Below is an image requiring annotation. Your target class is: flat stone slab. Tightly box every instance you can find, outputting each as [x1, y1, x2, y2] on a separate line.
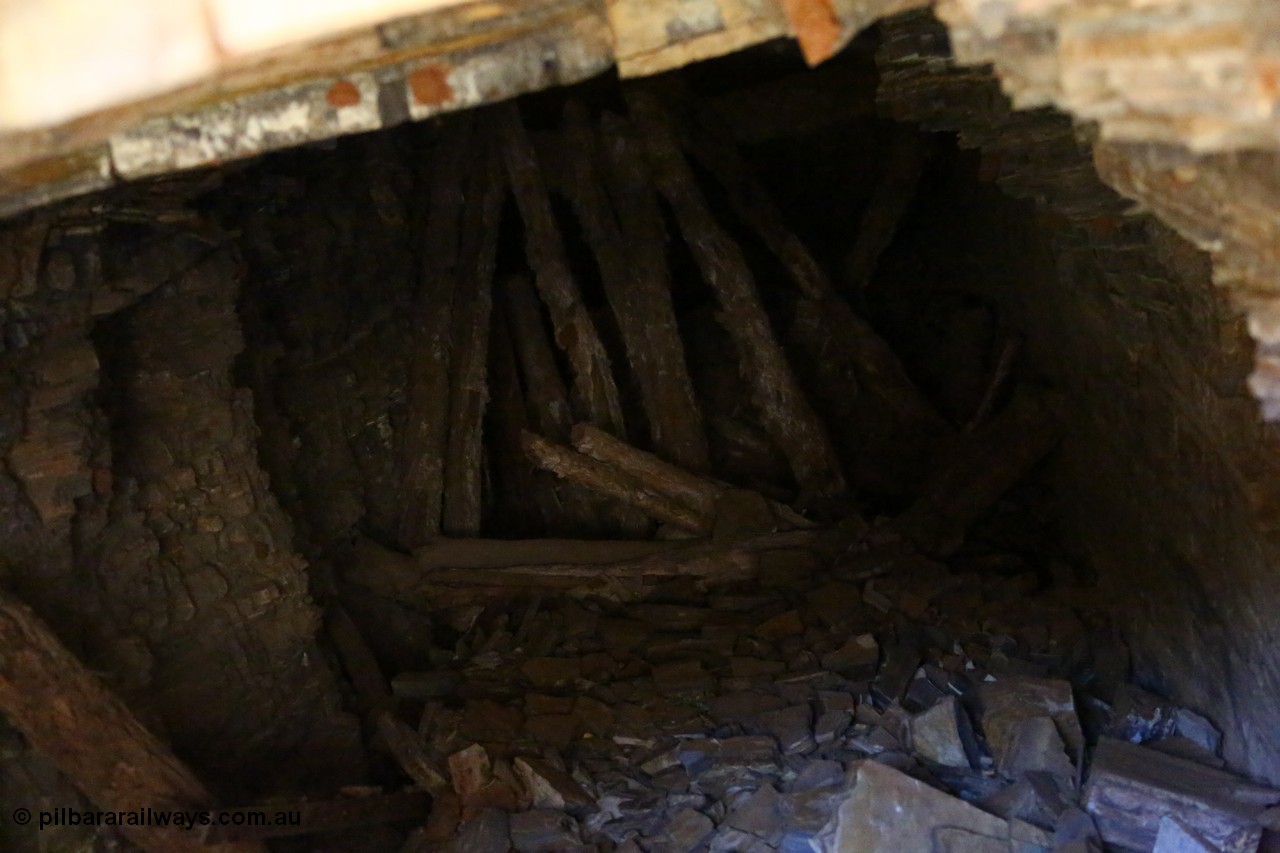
[976, 677, 1083, 770]
[910, 696, 970, 768]
[1083, 738, 1277, 852]
[833, 760, 1011, 852]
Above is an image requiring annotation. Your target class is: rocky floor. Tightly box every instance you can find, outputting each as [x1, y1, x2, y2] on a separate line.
[344, 533, 1277, 853]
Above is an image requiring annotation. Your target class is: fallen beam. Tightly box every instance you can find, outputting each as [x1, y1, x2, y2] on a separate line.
[486, 298, 555, 535]
[571, 422, 721, 519]
[893, 388, 1064, 556]
[788, 294, 955, 500]
[393, 535, 675, 571]
[624, 85, 846, 500]
[550, 103, 710, 474]
[843, 123, 932, 289]
[376, 712, 449, 795]
[523, 430, 708, 533]
[396, 115, 473, 548]
[0, 589, 263, 853]
[502, 273, 574, 441]
[670, 82, 831, 304]
[599, 112, 712, 473]
[966, 333, 1022, 431]
[666, 84, 950, 459]
[324, 604, 394, 723]
[345, 531, 824, 608]
[571, 422, 814, 531]
[442, 125, 504, 537]
[497, 102, 626, 438]
[500, 273, 603, 534]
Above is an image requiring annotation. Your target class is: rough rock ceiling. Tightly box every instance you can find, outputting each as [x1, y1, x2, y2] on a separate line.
[1, 0, 1274, 214]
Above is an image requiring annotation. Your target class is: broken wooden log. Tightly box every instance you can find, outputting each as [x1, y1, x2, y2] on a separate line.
[571, 422, 722, 519]
[523, 430, 708, 534]
[658, 82, 952, 467]
[623, 85, 845, 501]
[788, 294, 955, 501]
[485, 300, 551, 535]
[502, 273, 573, 441]
[620, 82, 951, 501]
[201, 790, 431, 844]
[375, 712, 449, 795]
[501, 266, 650, 538]
[501, 273, 603, 534]
[549, 105, 710, 474]
[442, 129, 504, 537]
[705, 412, 795, 499]
[396, 115, 473, 549]
[893, 387, 1064, 556]
[666, 84, 829, 304]
[347, 534, 682, 605]
[0, 589, 264, 853]
[571, 423, 814, 531]
[599, 112, 711, 473]
[344, 531, 824, 608]
[395, 537, 817, 590]
[496, 102, 626, 438]
[641, 83, 950, 492]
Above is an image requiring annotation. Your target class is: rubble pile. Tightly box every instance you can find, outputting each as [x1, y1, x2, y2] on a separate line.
[336, 535, 1280, 853]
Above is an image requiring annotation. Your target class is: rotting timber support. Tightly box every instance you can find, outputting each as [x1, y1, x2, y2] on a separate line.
[0, 589, 265, 853]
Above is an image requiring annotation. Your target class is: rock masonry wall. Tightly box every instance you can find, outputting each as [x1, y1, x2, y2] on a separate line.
[876, 10, 1280, 785]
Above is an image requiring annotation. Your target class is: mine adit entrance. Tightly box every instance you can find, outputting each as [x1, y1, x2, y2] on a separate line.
[3, 15, 1280, 853]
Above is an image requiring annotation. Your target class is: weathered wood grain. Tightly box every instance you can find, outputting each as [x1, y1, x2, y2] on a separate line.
[442, 121, 505, 537]
[624, 85, 846, 500]
[501, 273, 603, 533]
[548, 102, 709, 473]
[0, 590, 263, 853]
[345, 530, 824, 607]
[396, 114, 472, 548]
[497, 102, 626, 438]
[523, 430, 708, 533]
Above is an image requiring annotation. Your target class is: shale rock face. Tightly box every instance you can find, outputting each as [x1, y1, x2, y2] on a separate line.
[875, 13, 1280, 785]
[0, 208, 368, 849]
[90, 241, 365, 795]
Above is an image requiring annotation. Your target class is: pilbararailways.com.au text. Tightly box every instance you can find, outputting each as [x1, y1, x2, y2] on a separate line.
[11, 806, 302, 832]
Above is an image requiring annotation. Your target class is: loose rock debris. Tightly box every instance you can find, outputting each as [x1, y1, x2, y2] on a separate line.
[340, 535, 1280, 853]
